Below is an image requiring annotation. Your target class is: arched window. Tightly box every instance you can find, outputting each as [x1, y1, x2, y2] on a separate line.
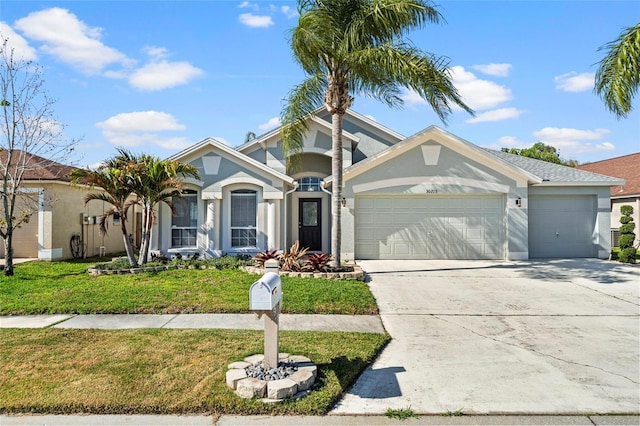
[231, 190, 257, 247]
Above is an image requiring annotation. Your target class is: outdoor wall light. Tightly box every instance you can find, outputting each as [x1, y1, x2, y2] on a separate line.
[515, 197, 522, 207]
[341, 197, 347, 207]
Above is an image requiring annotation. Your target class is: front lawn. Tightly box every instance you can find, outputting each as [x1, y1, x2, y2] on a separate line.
[0, 258, 378, 315]
[0, 328, 389, 415]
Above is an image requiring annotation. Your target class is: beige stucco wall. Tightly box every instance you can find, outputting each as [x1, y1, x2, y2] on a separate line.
[49, 183, 127, 259]
[2, 182, 129, 260]
[611, 197, 640, 229]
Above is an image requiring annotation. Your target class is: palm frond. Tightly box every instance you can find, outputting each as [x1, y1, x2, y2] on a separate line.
[349, 0, 443, 49]
[280, 75, 326, 171]
[594, 23, 640, 118]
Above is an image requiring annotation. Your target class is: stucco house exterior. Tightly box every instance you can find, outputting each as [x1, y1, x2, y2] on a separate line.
[577, 152, 640, 247]
[151, 109, 623, 261]
[0, 151, 127, 260]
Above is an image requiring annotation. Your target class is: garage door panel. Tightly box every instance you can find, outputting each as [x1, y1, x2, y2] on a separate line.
[355, 195, 505, 260]
[529, 195, 596, 258]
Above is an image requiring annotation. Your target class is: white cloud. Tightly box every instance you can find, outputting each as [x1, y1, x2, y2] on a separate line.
[472, 63, 512, 77]
[143, 46, 169, 61]
[450, 66, 512, 110]
[96, 111, 192, 150]
[554, 72, 594, 92]
[495, 135, 531, 150]
[13, 7, 131, 74]
[466, 107, 524, 123]
[532, 127, 615, 155]
[258, 117, 280, 131]
[405, 66, 513, 112]
[281, 6, 299, 19]
[97, 111, 186, 132]
[238, 2, 259, 11]
[239, 13, 274, 28]
[0, 22, 38, 61]
[129, 60, 204, 91]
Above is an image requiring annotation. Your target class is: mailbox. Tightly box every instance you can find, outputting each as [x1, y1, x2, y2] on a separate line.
[249, 272, 282, 311]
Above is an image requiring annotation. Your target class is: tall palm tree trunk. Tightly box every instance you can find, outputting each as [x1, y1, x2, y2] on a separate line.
[120, 219, 137, 265]
[138, 206, 153, 266]
[331, 112, 344, 267]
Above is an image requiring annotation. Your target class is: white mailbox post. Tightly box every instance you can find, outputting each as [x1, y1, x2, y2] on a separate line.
[249, 272, 282, 370]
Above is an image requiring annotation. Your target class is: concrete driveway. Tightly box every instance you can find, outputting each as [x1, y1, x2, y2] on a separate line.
[331, 259, 639, 415]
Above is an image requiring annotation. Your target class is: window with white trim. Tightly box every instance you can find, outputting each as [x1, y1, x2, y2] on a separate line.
[231, 190, 257, 247]
[297, 176, 322, 192]
[171, 190, 198, 247]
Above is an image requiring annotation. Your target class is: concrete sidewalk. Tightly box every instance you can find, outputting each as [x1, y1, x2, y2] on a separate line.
[0, 313, 386, 334]
[2, 414, 639, 425]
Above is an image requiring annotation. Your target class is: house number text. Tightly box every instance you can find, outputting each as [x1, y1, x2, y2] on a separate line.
[426, 189, 438, 194]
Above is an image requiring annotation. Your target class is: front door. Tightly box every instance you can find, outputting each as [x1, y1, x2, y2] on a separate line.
[299, 198, 322, 251]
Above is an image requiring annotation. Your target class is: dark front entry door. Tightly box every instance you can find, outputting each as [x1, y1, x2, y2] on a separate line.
[299, 198, 322, 251]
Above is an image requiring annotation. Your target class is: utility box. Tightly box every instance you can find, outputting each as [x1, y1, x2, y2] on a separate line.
[249, 272, 282, 311]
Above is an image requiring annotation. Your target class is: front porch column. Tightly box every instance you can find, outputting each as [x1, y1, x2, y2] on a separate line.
[267, 200, 276, 250]
[213, 199, 221, 254]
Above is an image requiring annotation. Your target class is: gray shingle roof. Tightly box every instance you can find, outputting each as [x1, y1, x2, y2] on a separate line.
[480, 147, 624, 184]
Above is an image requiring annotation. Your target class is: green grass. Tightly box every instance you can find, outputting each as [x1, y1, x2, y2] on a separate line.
[0, 258, 378, 315]
[385, 406, 419, 420]
[0, 328, 389, 415]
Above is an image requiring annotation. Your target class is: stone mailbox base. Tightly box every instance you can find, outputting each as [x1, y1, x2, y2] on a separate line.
[226, 353, 317, 402]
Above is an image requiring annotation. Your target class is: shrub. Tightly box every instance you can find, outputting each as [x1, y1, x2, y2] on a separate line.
[279, 240, 309, 272]
[617, 205, 636, 264]
[253, 249, 279, 268]
[304, 253, 333, 272]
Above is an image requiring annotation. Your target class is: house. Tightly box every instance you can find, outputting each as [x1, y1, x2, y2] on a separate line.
[0, 150, 127, 260]
[577, 152, 640, 246]
[151, 109, 623, 260]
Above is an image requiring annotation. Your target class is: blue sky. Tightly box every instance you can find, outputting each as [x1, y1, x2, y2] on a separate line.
[1, 0, 638, 169]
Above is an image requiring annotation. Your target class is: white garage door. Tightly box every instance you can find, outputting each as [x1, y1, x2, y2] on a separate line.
[355, 195, 505, 260]
[528, 195, 597, 258]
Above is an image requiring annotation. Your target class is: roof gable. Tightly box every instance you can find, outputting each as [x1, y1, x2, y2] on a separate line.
[340, 125, 540, 185]
[236, 108, 401, 155]
[169, 137, 294, 185]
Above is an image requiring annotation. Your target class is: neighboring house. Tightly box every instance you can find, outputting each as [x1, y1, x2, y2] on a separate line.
[151, 109, 623, 261]
[0, 151, 127, 260]
[577, 152, 640, 246]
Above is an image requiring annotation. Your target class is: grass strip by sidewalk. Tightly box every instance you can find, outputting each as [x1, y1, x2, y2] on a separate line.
[0, 328, 389, 415]
[0, 260, 377, 315]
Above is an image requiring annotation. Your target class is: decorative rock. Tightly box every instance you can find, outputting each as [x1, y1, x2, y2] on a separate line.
[289, 369, 315, 391]
[227, 361, 251, 370]
[227, 354, 317, 402]
[288, 355, 311, 363]
[267, 378, 297, 400]
[236, 377, 266, 399]
[298, 364, 318, 379]
[226, 369, 247, 389]
[244, 354, 264, 364]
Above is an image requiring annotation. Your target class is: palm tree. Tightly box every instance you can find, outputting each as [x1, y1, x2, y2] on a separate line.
[280, 0, 473, 266]
[70, 162, 138, 266]
[594, 23, 640, 119]
[121, 152, 200, 265]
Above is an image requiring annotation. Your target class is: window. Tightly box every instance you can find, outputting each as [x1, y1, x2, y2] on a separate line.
[297, 176, 321, 192]
[231, 190, 257, 247]
[172, 190, 197, 247]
